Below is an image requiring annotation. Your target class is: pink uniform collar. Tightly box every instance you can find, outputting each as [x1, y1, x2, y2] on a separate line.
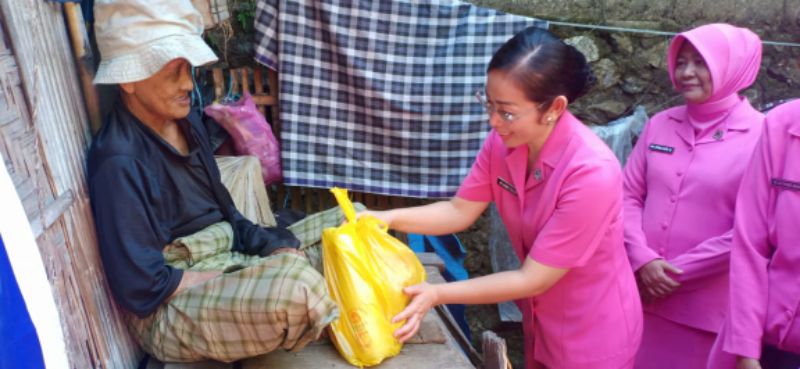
[503, 110, 577, 166]
[502, 111, 578, 195]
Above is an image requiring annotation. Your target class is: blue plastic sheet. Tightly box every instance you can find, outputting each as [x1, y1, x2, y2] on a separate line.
[0, 235, 46, 369]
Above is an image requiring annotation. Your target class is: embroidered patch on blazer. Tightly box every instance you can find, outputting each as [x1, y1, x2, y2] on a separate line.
[497, 177, 518, 196]
[772, 178, 800, 191]
[648, 144, 675, 154]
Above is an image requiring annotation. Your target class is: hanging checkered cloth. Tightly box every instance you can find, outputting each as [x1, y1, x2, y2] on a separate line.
[254, 0, 546, 198]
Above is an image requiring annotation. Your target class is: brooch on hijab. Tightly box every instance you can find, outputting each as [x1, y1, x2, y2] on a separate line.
[713, 130, 724, 141]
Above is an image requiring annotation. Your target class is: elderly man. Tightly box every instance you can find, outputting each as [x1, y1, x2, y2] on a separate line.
[87, 0, 339, 363]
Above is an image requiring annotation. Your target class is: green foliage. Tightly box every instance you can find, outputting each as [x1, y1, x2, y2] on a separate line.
[234, 0, 256, 32]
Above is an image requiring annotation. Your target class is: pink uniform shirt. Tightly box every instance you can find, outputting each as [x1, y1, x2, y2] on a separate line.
[719, 99, 800, 359]
[458, 111, 642, 369]
[623, 98, 764, 332]
[623, 23, 764, 333]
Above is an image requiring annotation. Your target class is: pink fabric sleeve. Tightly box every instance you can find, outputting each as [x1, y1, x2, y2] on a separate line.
[622, 122, 661, 271]
[529, 161, 621, 269]
[456, 133, 494, 203]
[669, 229, 732, 283]
[721, 128, 773, 359]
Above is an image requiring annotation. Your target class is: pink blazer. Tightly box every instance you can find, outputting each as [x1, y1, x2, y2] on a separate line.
[623, 97, 764, 332]
[458, 111, 642, 369]
[720, 99, 800, 359]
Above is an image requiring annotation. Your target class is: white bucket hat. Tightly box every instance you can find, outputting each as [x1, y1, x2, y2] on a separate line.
[93, 0, 219, 84]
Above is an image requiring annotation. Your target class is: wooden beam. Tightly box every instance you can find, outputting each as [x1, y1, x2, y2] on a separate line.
[240, 68, 250, 94]
[251, 95, 277, 106]
[436, 305, 482, 368]
[30, 189, 74, 238]
[63, 3, 102, 134]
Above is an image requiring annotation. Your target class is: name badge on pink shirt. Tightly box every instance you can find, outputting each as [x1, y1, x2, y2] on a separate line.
[497, 177, 518, 196]
[772, 178, 800, 191]
[648, 143, 675, 154]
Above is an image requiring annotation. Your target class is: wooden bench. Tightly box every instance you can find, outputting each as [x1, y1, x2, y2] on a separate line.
[145, 253, 481, 369]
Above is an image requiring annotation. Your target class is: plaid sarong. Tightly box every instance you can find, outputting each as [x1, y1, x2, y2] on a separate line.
[127, 206, 356, 363]
[254, 0, 546, 198]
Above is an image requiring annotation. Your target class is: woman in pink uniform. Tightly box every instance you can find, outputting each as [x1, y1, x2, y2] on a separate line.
[706, 100, 800, 369]
[622, 23, 764, 369]
[364, 26, 643, 369]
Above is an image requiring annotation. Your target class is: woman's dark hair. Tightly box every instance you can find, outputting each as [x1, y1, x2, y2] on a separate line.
[488, 27, 596, 107]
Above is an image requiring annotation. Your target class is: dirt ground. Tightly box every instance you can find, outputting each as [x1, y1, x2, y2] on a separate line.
[457, 211, 526, 369]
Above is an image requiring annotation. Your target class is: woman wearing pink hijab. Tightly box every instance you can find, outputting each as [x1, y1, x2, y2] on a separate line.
[706, 100, 800, 369]
[623, 23, 764, 368]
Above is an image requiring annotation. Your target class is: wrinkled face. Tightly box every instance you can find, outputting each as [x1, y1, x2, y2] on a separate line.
[121, 58, 194, 123]
[674, 42, 713, 104]
[483, 70, 549, 148]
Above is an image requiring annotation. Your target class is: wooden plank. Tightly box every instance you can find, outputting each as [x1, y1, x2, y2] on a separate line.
[276, 184, 286, 210]
[481, 331, 511, 369]
[316, 188, 329, 211]
[417, 253, 445, 272]
[352, 191, 364, 207]
[213, 69, 224, 100]
[251, 94, 277, 105]
[406, 310, 447, 345]
[252, 68, 267, 116]
[377, 194, 389, 210]
[240, 68, 250, 94]
[388, 196, 404, 208]
[364, 193, 377, 209]
[290, 186, 303, 211]
[303, 188, 317, 214]
[313, 188, 327, 213]
[29, 189, 74, 238]
[228, 70, 238, 96]
[266, 69, 280, 137]
[242, 338, 472, 369]
[435, 305, 481, 367]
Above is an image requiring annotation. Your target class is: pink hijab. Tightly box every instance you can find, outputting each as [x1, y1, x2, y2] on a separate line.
[666, 23, 762, 131]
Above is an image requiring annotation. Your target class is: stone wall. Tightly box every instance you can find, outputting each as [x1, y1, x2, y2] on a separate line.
[469, 0, 800, 124]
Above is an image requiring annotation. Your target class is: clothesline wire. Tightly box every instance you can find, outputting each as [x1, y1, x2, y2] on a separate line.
[547, 20, 800, 48]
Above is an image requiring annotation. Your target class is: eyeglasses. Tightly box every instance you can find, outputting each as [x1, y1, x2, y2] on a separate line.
[475, 89, 544, 123]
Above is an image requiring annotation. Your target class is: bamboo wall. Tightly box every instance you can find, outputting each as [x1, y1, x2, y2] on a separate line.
[0, 1, 139, 368]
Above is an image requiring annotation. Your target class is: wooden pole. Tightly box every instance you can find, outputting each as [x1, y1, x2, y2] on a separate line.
[63, 3, 102, 134]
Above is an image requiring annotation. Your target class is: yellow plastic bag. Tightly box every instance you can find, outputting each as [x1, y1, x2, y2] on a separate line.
[322, 188, 427, 367]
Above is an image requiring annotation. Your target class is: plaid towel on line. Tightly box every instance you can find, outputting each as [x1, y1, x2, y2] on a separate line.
[255, 0, 546, 198]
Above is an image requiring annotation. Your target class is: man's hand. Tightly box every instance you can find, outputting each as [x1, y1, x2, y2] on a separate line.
[636, 259, 683, 301]
[269, 247, 305, 257]
[736, 357, 761, 369]
[172, 270, 222, 298]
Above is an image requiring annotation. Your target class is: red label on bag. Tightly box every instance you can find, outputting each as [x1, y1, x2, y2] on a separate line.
[350, 309, 372, 348]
